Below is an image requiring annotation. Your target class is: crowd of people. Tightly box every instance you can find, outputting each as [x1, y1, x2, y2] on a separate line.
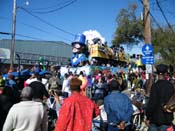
[0, 63, 175, 131]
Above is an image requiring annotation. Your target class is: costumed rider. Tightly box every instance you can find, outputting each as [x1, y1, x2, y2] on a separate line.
[71, 34, 88, 67]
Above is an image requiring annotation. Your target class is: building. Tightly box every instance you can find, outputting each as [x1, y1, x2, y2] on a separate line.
[0, 39, 72, 66]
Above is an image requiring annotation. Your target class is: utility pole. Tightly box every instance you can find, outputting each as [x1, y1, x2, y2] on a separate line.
[143, 0, 151, 43]
[143, 0, 152, 96]
[10, 0, 17, 70]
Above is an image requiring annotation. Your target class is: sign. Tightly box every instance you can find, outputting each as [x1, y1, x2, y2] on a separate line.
[0, 48, 10, 59]
[142, 56, 154, 65]
[142, 44, 154, 56]
[146, 64, 153, 73]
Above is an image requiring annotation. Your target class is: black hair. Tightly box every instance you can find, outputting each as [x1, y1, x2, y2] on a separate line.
[64, 73, 69, 79]
[108, 79, 119, 91]
[80, 71, 84, 75]
[101, 76, 106, 83]
[156, 64, 168, 75]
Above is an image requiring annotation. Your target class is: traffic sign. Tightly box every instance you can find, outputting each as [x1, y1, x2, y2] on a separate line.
[142, 44, 154, 56]
[142, 55, 154, 65]
[146, 64, 153, 73]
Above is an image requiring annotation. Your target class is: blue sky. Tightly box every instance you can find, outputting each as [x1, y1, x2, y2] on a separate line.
[0, 0, 174, 54]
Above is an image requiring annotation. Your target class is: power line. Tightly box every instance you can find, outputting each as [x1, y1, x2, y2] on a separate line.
[29, 0, 73, 10]
[0, 17, 72, 42]
[155, 0, 174, 32]
[138, 0, 164, 32]
[0, 31, 71, 45]
[150, 0, 175, 19]
[0, 32, 10, 35]
[150, 0, 167, 5]
[19, 7, 76, 36]
[0, 31, 43, 40]
[152, 9, 175, 19]
[149, 12, 164, 32]
[30, 0, 77, 14]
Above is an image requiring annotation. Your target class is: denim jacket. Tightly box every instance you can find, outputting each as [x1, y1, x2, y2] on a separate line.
[104, 91, 133, 124]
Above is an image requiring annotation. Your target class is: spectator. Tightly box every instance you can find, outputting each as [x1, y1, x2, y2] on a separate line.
[104, 79, 133, 131]
[78, 71, 88, 96]
[5, 73, 20, 103]
[86, 75, 93, 98]
[146, 64, 174, 131]
[3, 86, 48, 131]
[0, 74, 5, 92]
[94, 76, 108, 102]
[0, 86, 15, 130]
[29, 81, 49, 102]
[49, 71, 61, 91]
[24, 72, 39, 87]
[47, 89, 63, 131]
[62, 73, 70, 96]
[93, 99, 108, 131]
[25, 70, 49, 88]
[54, 76, 100, 131]
[5, 73, 16, 88]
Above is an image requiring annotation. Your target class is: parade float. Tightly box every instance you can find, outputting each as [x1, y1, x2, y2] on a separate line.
[61, 30, 130, 76]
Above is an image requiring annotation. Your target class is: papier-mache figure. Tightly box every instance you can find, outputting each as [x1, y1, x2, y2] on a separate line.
[71, 34, 88, 67]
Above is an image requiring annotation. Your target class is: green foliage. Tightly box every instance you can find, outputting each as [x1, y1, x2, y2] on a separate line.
[112, 3, 144, 46]
[112, 3, 175, 65]
[152, 27, 175, 64]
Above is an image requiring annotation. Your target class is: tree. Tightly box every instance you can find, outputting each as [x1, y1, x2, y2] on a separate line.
[112, 3, 175, 67]
[152, 26, 175, 66]
[112, 3, 144, 46]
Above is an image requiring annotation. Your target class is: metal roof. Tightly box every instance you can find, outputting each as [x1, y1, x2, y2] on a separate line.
[0, 39, 72, 58]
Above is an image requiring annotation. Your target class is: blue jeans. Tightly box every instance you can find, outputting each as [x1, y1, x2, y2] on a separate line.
[107, 124, 132, 131]
[149, 124, 170, 131]
[107, 125, 119, 131]
[86, 87, 92, 98]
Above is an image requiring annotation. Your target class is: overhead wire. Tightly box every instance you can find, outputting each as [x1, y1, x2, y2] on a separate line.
[149, 0, 175, 19]
[138, 0, 164, 32]
[0, 31, 71, 45]
[139, 0, 175, 45]
[152, 9, 175, 19]
[159, 0, 175, 19]
[29, 0, 74, 11]
[30, 0, 77, 14]
[138, 0, 175, 53]
[0, 31, 45, 40]
[0, 16, 72, 42]
[155, 0, 174, 32]
[19, 7, 75, 36]
[149, 0, 167, 5]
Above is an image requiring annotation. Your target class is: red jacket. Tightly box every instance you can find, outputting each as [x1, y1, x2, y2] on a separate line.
[55, 92, 100, 131]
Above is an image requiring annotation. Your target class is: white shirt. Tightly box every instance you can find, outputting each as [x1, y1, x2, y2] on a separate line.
[3, 101, 48, 131]
[62, 78, 71, 96]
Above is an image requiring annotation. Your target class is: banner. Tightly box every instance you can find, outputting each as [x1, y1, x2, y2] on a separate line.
[60, 66, 128, 77]
[0, 48, 10, 59]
